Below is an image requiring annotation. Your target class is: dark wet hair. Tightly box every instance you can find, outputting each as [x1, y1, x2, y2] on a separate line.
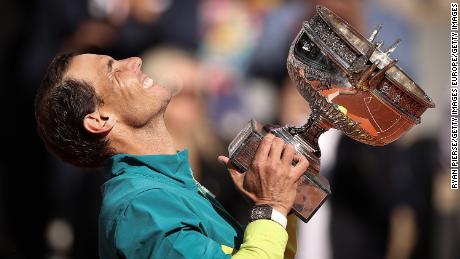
[34, 53, 113, 167]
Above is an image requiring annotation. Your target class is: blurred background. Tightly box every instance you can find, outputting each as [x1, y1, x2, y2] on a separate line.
[0, 0, 457, 258]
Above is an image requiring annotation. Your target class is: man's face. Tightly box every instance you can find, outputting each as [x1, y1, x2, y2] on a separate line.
[65, 54, 172, 128]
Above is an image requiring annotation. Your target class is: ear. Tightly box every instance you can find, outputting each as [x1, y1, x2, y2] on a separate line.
[83, 110, 116, 136]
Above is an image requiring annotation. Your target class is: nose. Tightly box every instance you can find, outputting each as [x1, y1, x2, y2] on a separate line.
[119, 57, 142, 71]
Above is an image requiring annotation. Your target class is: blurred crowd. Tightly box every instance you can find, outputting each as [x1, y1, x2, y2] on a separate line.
[0, 0, 457, 259]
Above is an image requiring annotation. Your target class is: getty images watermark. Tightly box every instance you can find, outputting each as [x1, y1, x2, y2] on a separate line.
[451, 2, 458, 189]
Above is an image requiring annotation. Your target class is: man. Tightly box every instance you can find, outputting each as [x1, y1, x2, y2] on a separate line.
[35, 53, 309, 258]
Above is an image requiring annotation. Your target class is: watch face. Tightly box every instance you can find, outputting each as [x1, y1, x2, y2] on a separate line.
[250, 205, 272, 221]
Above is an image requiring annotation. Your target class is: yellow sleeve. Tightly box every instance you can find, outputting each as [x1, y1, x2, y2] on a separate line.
[230, 220, 288, 259]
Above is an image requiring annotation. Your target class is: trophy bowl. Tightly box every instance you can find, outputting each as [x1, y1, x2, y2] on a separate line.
[229, 5, 435, 222]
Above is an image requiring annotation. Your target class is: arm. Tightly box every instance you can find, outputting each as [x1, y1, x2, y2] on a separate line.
[114, 189, 231, 259]
[113, 190, 288, 259]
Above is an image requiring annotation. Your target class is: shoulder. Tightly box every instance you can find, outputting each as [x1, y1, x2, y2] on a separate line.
[100, 173, 198, 220]
[100, 170, 200, 231]
[102, 168, 194, 207]
[101, 170, 205, 228]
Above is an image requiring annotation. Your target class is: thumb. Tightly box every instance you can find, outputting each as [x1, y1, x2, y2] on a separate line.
[217, 155, 230, 165]
[218, 155, 242, 174]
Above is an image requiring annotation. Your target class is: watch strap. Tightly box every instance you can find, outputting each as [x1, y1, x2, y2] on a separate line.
[271, 207, 288, 229]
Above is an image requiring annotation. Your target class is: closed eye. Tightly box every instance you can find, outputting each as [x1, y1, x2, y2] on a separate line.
[107, 59, 114, 74]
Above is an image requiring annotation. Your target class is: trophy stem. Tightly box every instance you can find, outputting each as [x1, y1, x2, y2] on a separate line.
[294, 113, 331, 157]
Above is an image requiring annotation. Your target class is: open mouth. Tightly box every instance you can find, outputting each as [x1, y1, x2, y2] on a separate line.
[140, 73, 154, 89]
[143, 76, 154, 89]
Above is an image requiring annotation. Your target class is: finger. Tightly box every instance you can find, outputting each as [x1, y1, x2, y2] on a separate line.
[218, 155, 229, 164]
[268, 137, 285, 160]
[218, 155, 241, 173]
[218, 155, 234, 170]
[291, 155, 309, 179]
[253, 133, 275, 162]
[281, 144, 296, 164]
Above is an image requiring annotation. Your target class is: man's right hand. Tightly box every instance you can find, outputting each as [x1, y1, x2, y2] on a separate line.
[218, 133, 309, 216]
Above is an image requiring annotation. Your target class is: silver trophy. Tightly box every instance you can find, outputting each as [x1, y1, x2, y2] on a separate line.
[228, 6, 435, 222]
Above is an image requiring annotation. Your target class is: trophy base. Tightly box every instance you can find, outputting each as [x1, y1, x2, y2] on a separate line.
[228, 120, 331, 223]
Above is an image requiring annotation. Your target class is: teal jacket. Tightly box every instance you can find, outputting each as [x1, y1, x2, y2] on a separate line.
[99, 150, 292, 259]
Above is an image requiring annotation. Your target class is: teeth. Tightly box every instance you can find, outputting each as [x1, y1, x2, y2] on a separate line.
[143, 77, 154, 88]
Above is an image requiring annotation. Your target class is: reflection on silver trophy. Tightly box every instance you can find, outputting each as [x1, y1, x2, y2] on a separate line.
[228, 6, 435, 223]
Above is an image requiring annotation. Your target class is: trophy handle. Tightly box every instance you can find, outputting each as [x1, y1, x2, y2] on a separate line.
[228, 117, 331, 223]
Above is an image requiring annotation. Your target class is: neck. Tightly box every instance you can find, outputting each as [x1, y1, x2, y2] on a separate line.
[109, 117, 177, 155]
